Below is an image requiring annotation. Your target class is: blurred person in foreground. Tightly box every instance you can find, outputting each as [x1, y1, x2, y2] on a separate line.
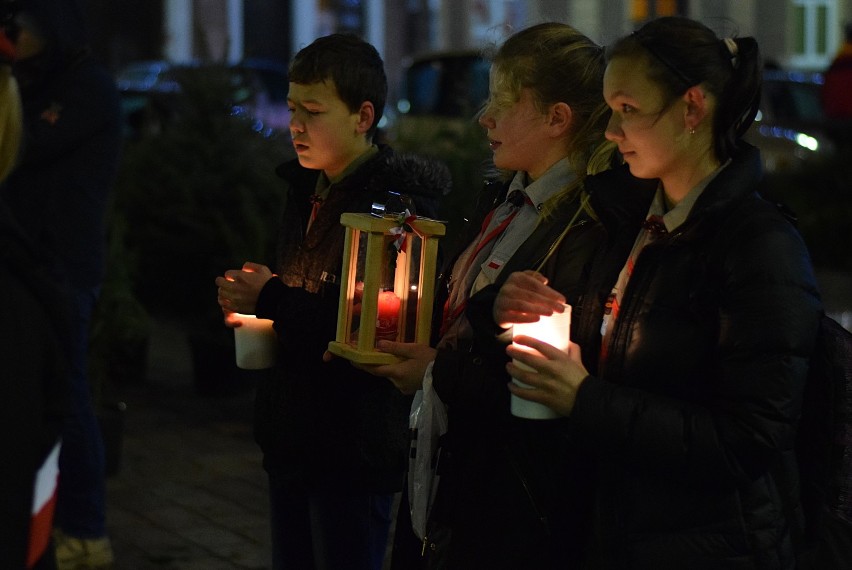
[1, 1, 122, 568]
[357, 22, 653, 569]
[215, 33, 448, 570]
[499, 16, 822, 569]
[0, 25, 70, 570]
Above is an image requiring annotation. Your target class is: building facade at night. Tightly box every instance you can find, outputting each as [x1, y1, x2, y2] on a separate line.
[87, 0, 852, 103]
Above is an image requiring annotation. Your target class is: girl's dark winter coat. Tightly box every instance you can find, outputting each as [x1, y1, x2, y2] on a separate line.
[572, 144, 823, 570]
[397, 166, 656, 569]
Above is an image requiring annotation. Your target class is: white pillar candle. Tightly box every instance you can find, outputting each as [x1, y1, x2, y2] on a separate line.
[510, 304, 571, 420]
[232, 313, 278, 369]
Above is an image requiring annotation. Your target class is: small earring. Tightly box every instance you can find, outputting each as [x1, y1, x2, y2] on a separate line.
[689, 127, 696, 135]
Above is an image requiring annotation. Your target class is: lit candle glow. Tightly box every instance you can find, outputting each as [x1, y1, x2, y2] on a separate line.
[510, 304, 571, 419]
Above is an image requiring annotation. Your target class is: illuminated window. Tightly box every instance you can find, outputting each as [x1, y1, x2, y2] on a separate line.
[791, 0, 837, 67]
[656, 0, 678, 16]
[631, 0, 685, 23]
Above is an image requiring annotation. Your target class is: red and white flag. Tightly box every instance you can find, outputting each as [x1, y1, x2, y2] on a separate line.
[27, 441, 61, 568]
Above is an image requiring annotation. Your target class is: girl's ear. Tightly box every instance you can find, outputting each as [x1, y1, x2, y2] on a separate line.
[548, 102, 573, 136]
[683, 85, 710, 132]
[355, 101, 375, 134]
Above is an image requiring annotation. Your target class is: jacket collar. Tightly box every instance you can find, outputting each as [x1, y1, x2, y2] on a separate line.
[687, 143, 763, 224]
[275, 144, 394, 193]
[586, 163, 657, 232]
[585, 143, 763, 238]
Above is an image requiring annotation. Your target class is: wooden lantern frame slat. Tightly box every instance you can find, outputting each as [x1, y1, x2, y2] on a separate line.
[328, 213, 445, 364]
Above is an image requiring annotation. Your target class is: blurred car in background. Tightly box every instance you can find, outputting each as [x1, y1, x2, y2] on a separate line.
[743, 68, 835, 173]
[116, 58, 290, 140]
[390, 51, 835, 174]
[389, 49, 490, 144]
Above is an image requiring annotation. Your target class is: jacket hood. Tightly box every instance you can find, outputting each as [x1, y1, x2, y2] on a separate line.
[378, 150, 452, 202]
[276, 145, 452, 204]
[689, 142, 763, 222]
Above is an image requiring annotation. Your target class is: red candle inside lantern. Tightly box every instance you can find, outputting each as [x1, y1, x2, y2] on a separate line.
[375, 290, 401, 340]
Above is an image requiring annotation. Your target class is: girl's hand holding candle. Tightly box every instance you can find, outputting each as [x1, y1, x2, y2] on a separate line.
[506, 326, 589, 418]
[493, 270, 566, 329]
[507, 304, 572, 419]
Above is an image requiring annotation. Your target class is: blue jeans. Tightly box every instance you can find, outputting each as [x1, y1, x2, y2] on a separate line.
[268, 474, 393, 570]
[55, 287, 107, 538]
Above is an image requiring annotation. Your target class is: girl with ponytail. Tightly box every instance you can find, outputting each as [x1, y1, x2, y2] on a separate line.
[498, 16, 823, 569]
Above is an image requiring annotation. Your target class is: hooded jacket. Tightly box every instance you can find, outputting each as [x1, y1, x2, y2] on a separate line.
[253, 146, 450, 493]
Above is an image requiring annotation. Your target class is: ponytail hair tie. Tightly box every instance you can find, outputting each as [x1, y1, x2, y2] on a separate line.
[722, 37, 738, 68]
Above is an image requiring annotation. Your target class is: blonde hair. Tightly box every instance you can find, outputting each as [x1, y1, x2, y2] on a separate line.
[486, 22, 614, 219]
[0, 65, 22, 181]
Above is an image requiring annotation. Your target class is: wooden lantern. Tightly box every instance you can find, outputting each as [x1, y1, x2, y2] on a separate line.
[327, 212, 445, 364]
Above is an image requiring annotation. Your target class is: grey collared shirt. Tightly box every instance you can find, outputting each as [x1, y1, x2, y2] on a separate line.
[468, 157, 577, 296]
[440, 157, 577, 347]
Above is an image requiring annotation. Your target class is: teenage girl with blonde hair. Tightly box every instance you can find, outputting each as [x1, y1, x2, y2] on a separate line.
[359, 21, 654, 569]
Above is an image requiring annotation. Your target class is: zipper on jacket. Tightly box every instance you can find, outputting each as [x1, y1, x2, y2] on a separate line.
[505, 445, 550, 535]
[421, 536, 433, 556]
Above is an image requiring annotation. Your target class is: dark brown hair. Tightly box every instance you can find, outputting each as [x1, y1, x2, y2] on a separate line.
[607, 17, 762, 162]
[290, 33, 387, 141]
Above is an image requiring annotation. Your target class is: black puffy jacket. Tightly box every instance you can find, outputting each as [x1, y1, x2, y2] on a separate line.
[571, 145, 823, 570]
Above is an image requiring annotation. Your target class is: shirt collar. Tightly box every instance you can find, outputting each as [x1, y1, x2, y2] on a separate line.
[506, 157, 577, 212]
[651, 159, 731, 232]
[315, 145, 380, 197]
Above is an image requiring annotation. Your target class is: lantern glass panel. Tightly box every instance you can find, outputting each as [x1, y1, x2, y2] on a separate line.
[344, 230, 411, 348]
[400, 233, 424, 342]
[346, 229, 367, 346]
[375, 233, 402, 342]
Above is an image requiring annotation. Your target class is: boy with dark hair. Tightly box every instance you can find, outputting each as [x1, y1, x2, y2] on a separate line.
[215, 33, 449, 570]
[288, 32, 387, 143]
